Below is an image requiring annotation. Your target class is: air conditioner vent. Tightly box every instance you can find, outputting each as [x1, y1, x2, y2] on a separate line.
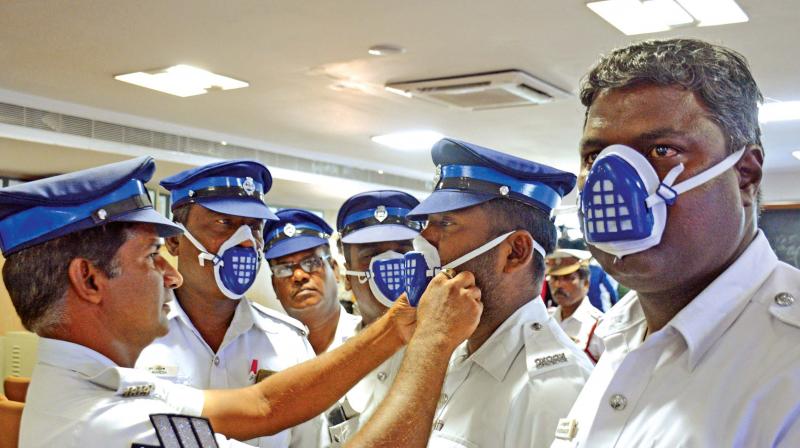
[386, 70, 570, 110]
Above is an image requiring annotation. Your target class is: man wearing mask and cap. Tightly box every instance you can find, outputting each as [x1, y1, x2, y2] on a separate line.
[349, 138, 593, 448]
[0, 156, 482, 447]
[551, 39, 800, 447]
[136, 161, 320, 447]
[318, 190, 421, 445]
[545, 249, 603, 362]
[263, 209, 361, 356]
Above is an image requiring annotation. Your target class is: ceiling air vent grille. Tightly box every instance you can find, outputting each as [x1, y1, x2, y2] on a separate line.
[0, 101, 431, 192]
[386, 70, 570, 110]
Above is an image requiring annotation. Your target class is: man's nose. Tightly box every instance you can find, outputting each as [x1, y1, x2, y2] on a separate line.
[162, 258, 184, 290]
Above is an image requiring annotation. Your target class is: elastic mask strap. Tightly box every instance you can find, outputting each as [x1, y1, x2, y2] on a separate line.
[646, 147, 746, 208]
[175, 223, 219, 267]
[344, 270, 370, 284]
[442, 230, 520, 271]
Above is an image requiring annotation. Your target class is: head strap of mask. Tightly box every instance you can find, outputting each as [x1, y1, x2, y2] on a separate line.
[645, 147, 746, 208]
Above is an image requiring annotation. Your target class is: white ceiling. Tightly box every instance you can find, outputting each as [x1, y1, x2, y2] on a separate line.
[0, 0, 798, 186]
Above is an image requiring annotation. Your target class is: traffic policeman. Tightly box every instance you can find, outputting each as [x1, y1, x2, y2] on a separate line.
[135, 161, 319, 447]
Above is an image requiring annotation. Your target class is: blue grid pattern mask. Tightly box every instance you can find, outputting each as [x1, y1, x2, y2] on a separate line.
[403, 231, 535, 306]
[179, 224, 262, 299]
[345, 251, 406, 308]
[581, 144, 745, 258]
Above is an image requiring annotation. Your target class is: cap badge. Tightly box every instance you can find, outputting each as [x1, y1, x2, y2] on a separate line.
[433, 164, 442, 187]
[499, 185, 510, 196]
[374, 205, 388, 222]
[243, 177, 256, 195]
[284, 223, 296, 237]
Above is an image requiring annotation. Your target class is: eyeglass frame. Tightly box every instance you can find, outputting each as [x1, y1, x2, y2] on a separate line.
[269, 253, 331, 278]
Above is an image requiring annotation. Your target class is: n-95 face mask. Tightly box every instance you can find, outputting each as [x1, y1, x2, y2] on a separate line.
[580, 144, 745, 258]
[404, 231, 545, 306]
[344, 250, 406, 308]
[178, 224, 262, 299]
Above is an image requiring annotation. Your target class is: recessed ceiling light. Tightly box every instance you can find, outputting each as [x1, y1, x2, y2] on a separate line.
[793, 151, 800, 161]
[367, 44, 406, 56]
[676, 0, 748, 26]
[378, 169, 385, 174]
[759, 101, 800, 123]
[371, 130, 444, 151]
[220, 141, 228, 146]
[115, 65, 248, 97]
[586, 0, 747, 35]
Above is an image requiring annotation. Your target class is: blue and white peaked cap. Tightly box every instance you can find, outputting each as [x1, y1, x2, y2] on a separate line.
[0, 156, 182, 256]
[337, 190, 422, 244]
[161, 160, 277, 221]
[264, 208, 333, 260]
[407, 138, 577, 218]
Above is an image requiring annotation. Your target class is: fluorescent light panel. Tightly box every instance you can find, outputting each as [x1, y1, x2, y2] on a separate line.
[371, 130, 444, 151]
[759, 101, 800, 123]
[794, 151, 800, 161]
[587, 0, 748, 35]
[115, 65, 248, 97]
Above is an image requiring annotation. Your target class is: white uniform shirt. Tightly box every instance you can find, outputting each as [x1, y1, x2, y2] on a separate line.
[551, 232, 800, 447]
[551, 298, 604, 360]
[319, 307, 362, 447]
[20, 338, 250, 448]
[136, 296, 320, 448]
[320, 309, 405, 447]
[327, 306, 362, 352]
[428, 298, 593, 448]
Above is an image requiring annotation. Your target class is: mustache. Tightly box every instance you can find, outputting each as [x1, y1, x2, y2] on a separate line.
[552, 288, 568, 296]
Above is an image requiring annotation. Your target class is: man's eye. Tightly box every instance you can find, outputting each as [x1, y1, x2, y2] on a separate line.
[583, 152, 599, 167]
[649, 145, 678, 158]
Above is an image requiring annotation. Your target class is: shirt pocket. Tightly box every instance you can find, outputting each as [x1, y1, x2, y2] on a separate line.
[429, 431, 480, 448]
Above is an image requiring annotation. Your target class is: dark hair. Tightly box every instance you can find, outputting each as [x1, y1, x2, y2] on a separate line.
[2, 223, 134, 335]
[172, 204, 191, 225]
[481, 198, 556, 284]
[576, 265, 591, 281]
[580, 38, 763, 154]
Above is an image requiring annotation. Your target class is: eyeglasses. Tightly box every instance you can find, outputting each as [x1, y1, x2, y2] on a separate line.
[270, 254, 330, 278]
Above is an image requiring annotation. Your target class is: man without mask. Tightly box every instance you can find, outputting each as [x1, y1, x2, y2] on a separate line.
[136, 160, 321, 448]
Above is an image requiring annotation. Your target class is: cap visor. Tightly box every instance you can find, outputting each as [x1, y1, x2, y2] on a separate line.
[111, 208, 183, 237]
[264, 236, 328, 260]
[547, 263, 582, 277]
[407, 190, 495, 219]
[340, 225, 420, 244]
[198, 198, 278, 221]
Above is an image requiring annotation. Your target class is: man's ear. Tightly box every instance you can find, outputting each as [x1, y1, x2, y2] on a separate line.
[331, 258, 341, 284]
[736, 144, 764, 208]
[503, 230, 534, 274]
[165, 235, 181, 256]
[66, 258, 107, 305]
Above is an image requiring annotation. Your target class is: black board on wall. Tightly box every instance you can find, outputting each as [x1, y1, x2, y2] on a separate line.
[761, 205, 800, 269]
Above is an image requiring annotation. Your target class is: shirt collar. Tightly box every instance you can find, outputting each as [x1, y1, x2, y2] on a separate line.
[37, 337, 118, 378]
[167, 294, 258, 341]
[466, 298, 550, 382]
[668, 231, 778, 370]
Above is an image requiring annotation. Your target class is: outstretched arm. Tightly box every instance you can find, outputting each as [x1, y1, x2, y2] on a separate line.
[202, 298, 416, 441]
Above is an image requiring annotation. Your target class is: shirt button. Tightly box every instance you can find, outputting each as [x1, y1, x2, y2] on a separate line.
[213, 356, 220, 366]
[531, 322, 543, 331]
[775, 292, 795, 307]
[377, 371, 388, 382]
[609, 394, 627, 411]
[433, 420, 444, 431]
